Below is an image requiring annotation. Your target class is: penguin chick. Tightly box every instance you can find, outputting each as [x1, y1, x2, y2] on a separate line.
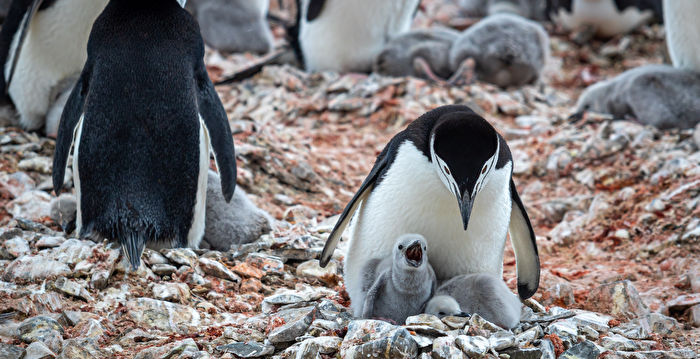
[52, 0, 237, 270]
[203, 170, 272, 251]
[449, 13, 549, 88]
[430, 273, 522, 329]
[664, 0, 700, 72]
[424, 295, 470, 318]
[49, 193, 77, 234]
[576, 64, 700, 130]
[374, 28, 459, 82]
[360, 233, 437, 324]
[186, 0, 272, 54]
[546, 0, 662, 38]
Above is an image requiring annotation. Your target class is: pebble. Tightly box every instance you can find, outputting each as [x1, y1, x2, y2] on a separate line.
[405, 314, 449, 331]
[162, 248, 198, 268]
[35, 236, 65, 250]
[216, 342, 274, 358]
[198, 257, 241, 283]
[18, 316, 64, 353]
[125, 298, 201, 334]
[7, 190, 52, 221]
[23, 341, 56, 359]
[340, 320, 418, 358]
[3, 237, 30, 258]
[295, 259, 338, 279]
[455, 335, 490, 357]
[151, 263, 177, 276]
[17, 157, 52, 174]
[51, 277, 94, 302]
[559, 340, 599, 359]
[133, 338, 202, 359]
[3, 255, 71, 282]
[587, 280, 650, 319]
[433, 336, 466, 359]
[152, 282, 191, 303]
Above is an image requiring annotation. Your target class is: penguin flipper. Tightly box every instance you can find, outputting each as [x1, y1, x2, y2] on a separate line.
[319, 150, 390, 267]
[52, 65, 90, 194]
[508, 179, 540, 300]
[306, 0, 326, 22]
[195, 62, 237, 202]
[361, 271, 387, 319]
[4, 0, 46, 92]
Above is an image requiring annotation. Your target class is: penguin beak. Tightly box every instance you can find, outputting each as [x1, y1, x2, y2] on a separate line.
[458, 191, 473, 231]
[456, 312, 471, 318]
[405, 241, 423, 267]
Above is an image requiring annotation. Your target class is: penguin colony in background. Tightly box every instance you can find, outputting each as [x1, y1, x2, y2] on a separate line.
[0, 0, 694, 328]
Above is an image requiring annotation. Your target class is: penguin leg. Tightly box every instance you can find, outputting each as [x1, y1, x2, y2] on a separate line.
[412, 57, 448, 84]
[447, 58, 476, 86]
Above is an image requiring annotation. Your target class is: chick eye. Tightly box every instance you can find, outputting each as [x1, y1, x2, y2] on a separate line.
[438, 312, 445, 316]
[398, 245, 404, 250]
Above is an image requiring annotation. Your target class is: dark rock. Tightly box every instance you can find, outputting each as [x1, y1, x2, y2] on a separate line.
[268, 306, 316, 343]
[560, 341, 600, 359]
[503, 347, 543, 359]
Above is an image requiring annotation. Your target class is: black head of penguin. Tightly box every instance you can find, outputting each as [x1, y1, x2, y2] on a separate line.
[52, 0, 237, 270]
[427, 108, 502, 230]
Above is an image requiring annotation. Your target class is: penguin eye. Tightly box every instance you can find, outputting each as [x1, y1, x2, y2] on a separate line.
[398, 245, 404, 250]
[444, 166, 450, 175]
[482, 165, 488, 174]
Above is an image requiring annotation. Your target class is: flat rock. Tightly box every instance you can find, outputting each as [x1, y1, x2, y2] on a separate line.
[587, 280, 650, 319]
[405, 314, 449, 331]
[560, 340, 600, 359]
[666, 293, 700, 313]
[295, 259, 338, 279]
[3, 237, 30, 258]
[198, 257, 241, 283]
[7, 190, 52, 221]
[455, 335, 489, 357]
[50, 239, 93, 267]
[216, 342, 274, 358]
[52, 277, 93, 302]
[162, 248, 198, 268]
[24, 341, 56, 359]
[151, 263, 177, 276]
[125, 298, 201, 334]
[433, 336, 466, 359]
[268, 306, 316, 343]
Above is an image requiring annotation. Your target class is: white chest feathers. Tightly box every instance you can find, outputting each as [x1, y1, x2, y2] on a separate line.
[344, 141, 513, 305]
[299, 0, 419, 73]
[6, 0, 108, 131]
[664, 0, 700, 71]
[552, 0, 654, 37]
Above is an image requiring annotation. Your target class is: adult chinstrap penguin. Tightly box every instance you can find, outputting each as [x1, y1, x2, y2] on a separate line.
[295, 0, 420, 73]
[0, 0, 108, 135]
[52, 0, 236, 269]
[319, 105, 540, 315]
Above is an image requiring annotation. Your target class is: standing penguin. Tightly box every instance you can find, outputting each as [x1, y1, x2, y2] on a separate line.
[52, 0, 236, 269]
[0, 0, 109, 135]
[295, 0, 420, 73]
[320, 105, 539, 310]
[663, 0, 700, 71]
[546, 0, 662, 38]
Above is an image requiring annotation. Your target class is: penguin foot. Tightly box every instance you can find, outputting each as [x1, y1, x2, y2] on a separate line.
[447, 58, 476, 86]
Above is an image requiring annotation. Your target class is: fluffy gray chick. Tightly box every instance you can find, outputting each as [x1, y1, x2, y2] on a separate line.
[450, 13, 549, 88]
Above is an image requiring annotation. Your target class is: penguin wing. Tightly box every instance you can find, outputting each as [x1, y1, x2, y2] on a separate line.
[195, 61, 237, 202]
[3, 0, 52, 92]
[361, 271, 387, 319]
[319, 149, 390, 267]
[306, 0, 326, 22]
[52, 64, 90, 194]
[508, 179, 540, 300]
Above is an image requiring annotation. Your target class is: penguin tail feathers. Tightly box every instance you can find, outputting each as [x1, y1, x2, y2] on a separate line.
[118, 228, 148, 271]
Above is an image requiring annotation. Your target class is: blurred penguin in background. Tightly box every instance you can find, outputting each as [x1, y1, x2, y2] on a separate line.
[546, 0, 663, 38]
[186, 0, 273, 54]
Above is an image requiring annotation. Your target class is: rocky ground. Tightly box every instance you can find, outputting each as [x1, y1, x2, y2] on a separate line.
[1, 2, 699, 358]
